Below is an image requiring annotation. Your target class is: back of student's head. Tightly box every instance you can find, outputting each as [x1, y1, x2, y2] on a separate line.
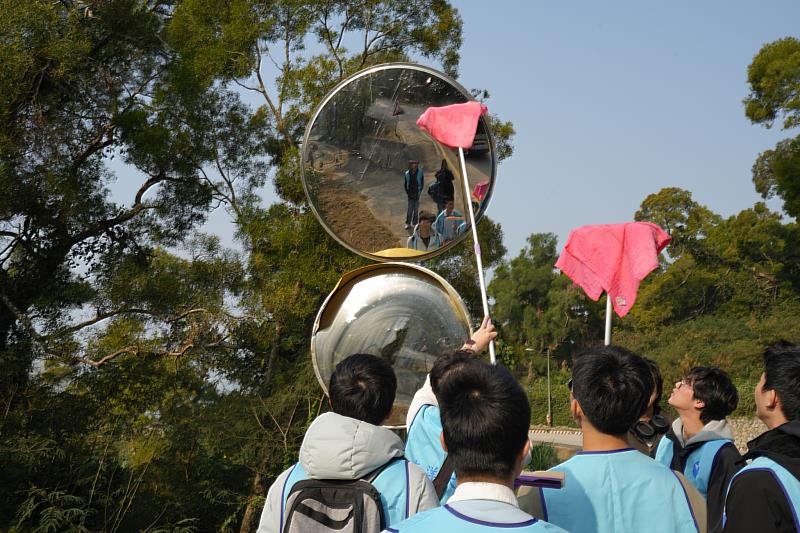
[429, 350, 474, 397]
[438, 359, 531, 480]
[572, 345, 652, 436]
[329, 354, 396, 426]
[762, 341, 800, 421]
[684, 366, 739, 423]
[644, 358, 664, 416]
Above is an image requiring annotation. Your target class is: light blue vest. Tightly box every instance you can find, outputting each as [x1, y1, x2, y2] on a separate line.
[542, 449, 699, 533]
[404, 404, 456, 503]
[280, 458, 411, 529]
[655, 437, 731, 498]
[385, 503, 562, 532]
[724, 456, 800, 529]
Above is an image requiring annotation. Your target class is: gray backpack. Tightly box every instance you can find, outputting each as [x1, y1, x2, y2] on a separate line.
[282, 461, 392, 533]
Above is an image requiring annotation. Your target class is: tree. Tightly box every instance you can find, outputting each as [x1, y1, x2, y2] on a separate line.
[744, 37, 800, 218]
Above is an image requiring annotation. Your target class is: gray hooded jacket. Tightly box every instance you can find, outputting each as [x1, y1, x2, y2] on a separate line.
[256, 412, 438, 533]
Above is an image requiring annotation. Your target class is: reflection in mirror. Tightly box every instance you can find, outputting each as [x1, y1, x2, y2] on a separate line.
[302, 63, 496, 262]
[311, 263, 471, 427]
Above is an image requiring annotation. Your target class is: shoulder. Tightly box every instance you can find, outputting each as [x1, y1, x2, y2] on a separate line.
[383, 506, 443, 532]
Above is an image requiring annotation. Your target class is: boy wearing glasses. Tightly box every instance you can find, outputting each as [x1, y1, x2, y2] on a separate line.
[655, 367, 741, 532]
[541, 345, 700, 533]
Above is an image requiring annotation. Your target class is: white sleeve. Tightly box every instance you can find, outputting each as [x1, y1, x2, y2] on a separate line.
[256, 467, 293, 533]
[405, 375, 437, 428]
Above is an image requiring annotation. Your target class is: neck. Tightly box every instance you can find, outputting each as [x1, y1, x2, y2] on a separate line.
[457, 473, 515, 491]
[764, 413, 789, 430]
[580, 423, 630, 452]
[679, 412, 705, 440]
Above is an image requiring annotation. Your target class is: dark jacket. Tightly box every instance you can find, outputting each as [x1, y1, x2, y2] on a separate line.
[660, 420, 742, 533]
[722, 420, 800, 533]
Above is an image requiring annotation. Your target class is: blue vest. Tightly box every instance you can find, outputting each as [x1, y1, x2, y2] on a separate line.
[385, 503, 560, 532]
[280, 458, 411, 529]
[542, 449, 699, 533]
[655, 437, 731, 498]
[724, 456, 800, 529]
[404, 404, 456, 503]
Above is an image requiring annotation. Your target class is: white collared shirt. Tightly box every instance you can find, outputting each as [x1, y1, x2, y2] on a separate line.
[447, 481, 520, 508]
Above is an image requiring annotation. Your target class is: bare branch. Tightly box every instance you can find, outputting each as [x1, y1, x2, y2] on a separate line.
[78, 346, 138, 368]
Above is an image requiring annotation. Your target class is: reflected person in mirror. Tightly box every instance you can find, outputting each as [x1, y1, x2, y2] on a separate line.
[407, 211, 441, 252]
[435, 198, 465, 243]
[404, 160, 425, 230]
[434, 159, 455, 213]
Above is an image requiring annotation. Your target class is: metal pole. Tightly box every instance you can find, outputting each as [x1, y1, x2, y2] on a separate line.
[546, 348, 552, 426]
[458, 147, 495, 364]
[604, 293, 613, 345]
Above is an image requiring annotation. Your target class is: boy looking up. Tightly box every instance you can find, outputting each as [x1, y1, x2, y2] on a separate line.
[655, 367, 741, 532]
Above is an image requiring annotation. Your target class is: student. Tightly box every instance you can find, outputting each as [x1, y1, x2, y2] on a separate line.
[627, 358, 671, 456]
[406, 211, 442, 251]
[256, 354, 438, 533]
[434, 198, 465, 243]
[386, 359, 566, 532]
[655, 367, 741, 532]
[541, 345, 701, 533]
[404, 317, 498, 503]
[722, 341, 800, 533]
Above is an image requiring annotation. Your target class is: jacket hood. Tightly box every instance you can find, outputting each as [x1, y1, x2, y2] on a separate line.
[298, 412, 405, 480]
[670, 418, 734, 447]
[746, 420, 800, 480]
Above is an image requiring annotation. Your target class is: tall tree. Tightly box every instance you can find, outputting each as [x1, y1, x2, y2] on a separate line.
[744, 36, 800, 218]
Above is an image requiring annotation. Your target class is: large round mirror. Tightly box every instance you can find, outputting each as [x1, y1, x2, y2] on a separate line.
[311, 262, 472, 427]
[301, 63, 496, 262]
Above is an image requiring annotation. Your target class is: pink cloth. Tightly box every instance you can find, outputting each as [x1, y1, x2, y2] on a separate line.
[416, 101, 488, 149]
[554, 222, 671, 317]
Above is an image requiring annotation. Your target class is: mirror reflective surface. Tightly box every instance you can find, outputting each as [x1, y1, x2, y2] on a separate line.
[311, 263, 471, 426]
[302, 63, 496, 262]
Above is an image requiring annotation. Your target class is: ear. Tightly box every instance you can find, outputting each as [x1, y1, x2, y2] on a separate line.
[570, 398, 582, 423]
[439, 431, 448, 452]
[765, 388, 779, 410]
[693, 398, 705, 411]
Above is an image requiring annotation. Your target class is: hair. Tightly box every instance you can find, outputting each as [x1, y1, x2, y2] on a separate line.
[571, 345, 653, 436]
[429, 350, 474, 397]
[440, 159, 448, 170]
[684, 366, 738, 423]
[762, 341, 800, 421]
[438, 359, 531, 480]
[418, 210, 435, 222]
[328, 354, 396, 425]
[644, 358, 664, 416]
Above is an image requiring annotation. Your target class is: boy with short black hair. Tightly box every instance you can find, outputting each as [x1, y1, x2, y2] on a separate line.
[541, 345, 700, 533]
[387, 359, 565, 532]
[722, 341, 800, 532]
[404, 317, 497, 503]
[655, 366, 741, 532]
[257, 354, 437, 533]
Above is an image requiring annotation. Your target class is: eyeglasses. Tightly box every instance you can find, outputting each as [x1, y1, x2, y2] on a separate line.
[676, 379, 693, 389]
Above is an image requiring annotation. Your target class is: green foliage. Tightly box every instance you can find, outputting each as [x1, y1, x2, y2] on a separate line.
[744, 36, 800, 218]
[528, 444, 559, 471]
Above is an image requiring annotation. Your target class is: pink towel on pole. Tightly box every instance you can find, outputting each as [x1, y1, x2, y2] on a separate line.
[554, 222, 671, 317]
[416, 101, 488, 149]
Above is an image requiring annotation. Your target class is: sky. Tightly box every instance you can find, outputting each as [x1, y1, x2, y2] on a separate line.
[450, 1, 799, 257]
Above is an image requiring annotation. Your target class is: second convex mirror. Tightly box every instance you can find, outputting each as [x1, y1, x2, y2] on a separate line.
[301, 63, 496, 262]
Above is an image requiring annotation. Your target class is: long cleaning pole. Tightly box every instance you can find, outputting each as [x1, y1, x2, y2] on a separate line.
[604, 294, 613, 345]
[458, 147, 496, 364]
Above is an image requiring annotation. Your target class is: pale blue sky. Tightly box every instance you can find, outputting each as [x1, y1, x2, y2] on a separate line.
[451, 1, 798, 256]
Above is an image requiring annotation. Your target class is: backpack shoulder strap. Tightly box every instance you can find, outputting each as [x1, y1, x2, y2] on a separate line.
[432, 455, 454, 499]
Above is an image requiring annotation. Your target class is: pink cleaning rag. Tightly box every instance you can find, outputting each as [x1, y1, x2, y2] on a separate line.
[416, 101, 488, 149]
[554, 222, 671, 317]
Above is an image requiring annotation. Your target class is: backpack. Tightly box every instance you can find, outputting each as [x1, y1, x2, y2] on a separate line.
[282, 462, 391, 533]
[427, 181, 440, 202]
